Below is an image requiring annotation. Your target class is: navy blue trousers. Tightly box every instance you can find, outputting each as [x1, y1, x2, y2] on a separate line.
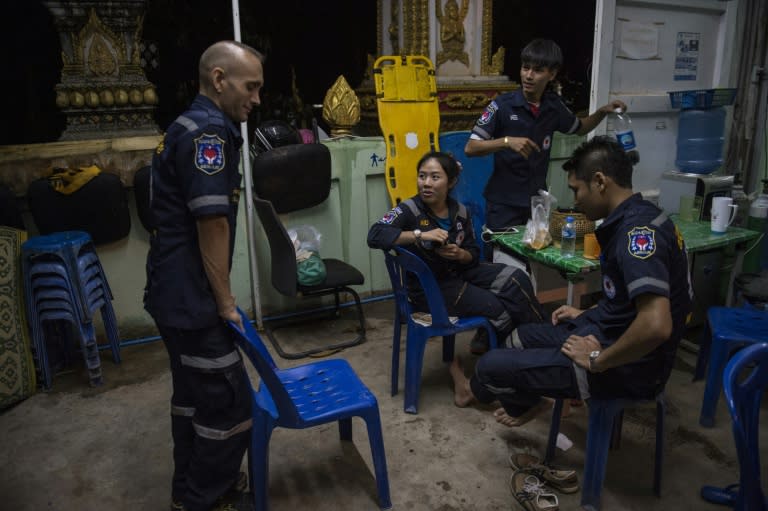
[469, 318, 604, 416]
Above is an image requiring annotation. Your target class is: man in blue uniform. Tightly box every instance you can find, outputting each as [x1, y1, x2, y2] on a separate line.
[451, 136, 692, 428]
[465, 39, 627, 235]
[145, 41, 264, 511]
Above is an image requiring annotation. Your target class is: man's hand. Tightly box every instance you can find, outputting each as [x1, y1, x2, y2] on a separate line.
[561, 334, 601, 370]
[221, 306, 244, 332]
[551, 305, 584, 325]
[506, 137, 541, 159]
[599, 99, 628, 115]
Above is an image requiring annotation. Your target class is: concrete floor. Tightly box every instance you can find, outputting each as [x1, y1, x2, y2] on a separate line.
[0, 299, 760, 511]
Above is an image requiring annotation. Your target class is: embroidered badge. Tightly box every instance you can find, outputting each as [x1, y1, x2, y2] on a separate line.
[380, 206, 402, 224]
[603, 275, 616, 299]
[455, 230, 465, 246]
[194, 133, 226, 174]
[478, 101, 498, 126]
[456, 221, 462, 230]
[419, 218, 430, 226]
[542, 135, 552, 151]
[628, 226, 656, 259]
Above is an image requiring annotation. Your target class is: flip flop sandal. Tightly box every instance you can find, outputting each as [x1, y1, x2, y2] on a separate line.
[510, 472, 559, 511]
[701, 483, 739, 506]
[509, 452, 579, 494]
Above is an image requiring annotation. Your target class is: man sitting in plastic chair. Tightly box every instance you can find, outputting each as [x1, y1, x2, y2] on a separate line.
[450, 136, 692, 429]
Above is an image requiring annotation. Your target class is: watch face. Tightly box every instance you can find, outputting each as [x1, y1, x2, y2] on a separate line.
[590, 350, 600, 360]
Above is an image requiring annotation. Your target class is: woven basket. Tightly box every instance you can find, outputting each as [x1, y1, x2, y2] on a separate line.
[549, 209, 595, 242]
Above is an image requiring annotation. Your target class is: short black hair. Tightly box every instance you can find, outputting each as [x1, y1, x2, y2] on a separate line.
[562, 136, 633, 188]
[416, 151, 461, 182]
[520, 39, 563, 71]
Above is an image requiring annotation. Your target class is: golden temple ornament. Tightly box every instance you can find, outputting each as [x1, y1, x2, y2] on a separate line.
[322, 75, 361, 137]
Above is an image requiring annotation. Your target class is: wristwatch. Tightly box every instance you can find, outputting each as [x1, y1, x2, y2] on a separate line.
[413, 229, 422, 242]
[589, 350, 601, 373]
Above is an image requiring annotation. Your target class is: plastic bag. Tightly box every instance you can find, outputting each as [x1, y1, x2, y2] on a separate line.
[522, 190, 557, 250]
[287, 225, 326, 286]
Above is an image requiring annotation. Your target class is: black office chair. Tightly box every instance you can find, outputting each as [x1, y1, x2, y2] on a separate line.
[252, 143, 366, 359]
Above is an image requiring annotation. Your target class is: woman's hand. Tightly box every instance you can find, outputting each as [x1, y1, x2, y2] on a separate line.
[551, 305, 584, 325]
[435, 243, 470, 263]
[421, 228, 449, 245]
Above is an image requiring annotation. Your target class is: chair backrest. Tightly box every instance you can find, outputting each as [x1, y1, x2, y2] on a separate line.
[229, 308, 301, 424]
[251, 143, 331, 214]
[253, 196, 298, 297]
[382, 246, 455, 328]
[723, 342, 768, 510]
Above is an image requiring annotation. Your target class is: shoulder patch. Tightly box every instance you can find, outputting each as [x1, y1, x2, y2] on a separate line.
[627, 226, 656, 259]
[478, 101, 498, 126]
[194, 133, 226, 174]
[379, 206, 403, 224]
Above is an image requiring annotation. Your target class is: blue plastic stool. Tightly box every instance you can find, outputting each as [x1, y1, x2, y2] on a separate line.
[22, 231, 120, 389]
[228, 308, 392, 511]
[545, 394, 665, 510]
[694, 306, 768, 427]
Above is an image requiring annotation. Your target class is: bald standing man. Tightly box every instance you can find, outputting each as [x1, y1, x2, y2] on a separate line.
[145, 41, 264, 511]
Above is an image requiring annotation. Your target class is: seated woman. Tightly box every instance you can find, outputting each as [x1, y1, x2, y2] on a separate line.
[367, 151, 544, 351]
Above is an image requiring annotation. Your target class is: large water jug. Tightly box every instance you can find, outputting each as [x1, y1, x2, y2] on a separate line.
[675, 107, 726, 174]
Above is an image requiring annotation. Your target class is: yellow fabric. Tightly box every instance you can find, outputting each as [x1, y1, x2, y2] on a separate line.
[374, 55, 441, 206]
[48, 165, 102, 195]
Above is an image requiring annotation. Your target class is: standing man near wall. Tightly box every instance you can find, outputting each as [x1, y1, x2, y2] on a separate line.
[144, 40, 264, 511]
[465, 39, 626, 240]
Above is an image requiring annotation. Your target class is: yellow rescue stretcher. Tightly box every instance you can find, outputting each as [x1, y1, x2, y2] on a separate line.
[374, 55, 441, 206]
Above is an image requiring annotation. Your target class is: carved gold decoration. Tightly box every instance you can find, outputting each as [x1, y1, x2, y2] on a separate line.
[435, 0, 469, 67]
[115, 89, 129, 106]
[442, 92, 490, 109]
[100, 90, 115, 107]
[389, 0, 399, 54]
[480, 0, 494, 75]
[490, 46, 505, 75]
[88, 35, 118, 76]
[402, 0, 429, 56]
[322, 75, 361, 137]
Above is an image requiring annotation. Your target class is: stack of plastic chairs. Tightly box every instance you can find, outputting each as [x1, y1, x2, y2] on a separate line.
[21, 231, 121, 389]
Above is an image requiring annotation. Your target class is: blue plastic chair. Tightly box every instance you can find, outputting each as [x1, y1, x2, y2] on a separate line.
[228, 308, 392, 511]
[439, 132, 494, 260]
[545, 394, 665, 511]
[694, 306, 768, 427]
[713, 342, 768, 511]
[382, 247, 498, 414]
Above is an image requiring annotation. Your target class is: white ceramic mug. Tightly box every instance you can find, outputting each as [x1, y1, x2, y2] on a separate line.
[710, 196, 738, 234]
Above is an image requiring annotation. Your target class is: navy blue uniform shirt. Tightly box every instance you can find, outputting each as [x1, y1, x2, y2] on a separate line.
[367, 195, 479, 279]
[470, 90, 579, 208]
[583, 193, 692, 398]
[145, 94, 243, 329]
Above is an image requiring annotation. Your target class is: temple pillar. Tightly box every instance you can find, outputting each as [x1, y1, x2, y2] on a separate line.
[45, 1, 159, 140]
[358, 0, 517, 134]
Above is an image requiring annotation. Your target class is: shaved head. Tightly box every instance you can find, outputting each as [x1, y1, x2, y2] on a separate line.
[197, 40, 264, 122]
[199, 41, 264, 92]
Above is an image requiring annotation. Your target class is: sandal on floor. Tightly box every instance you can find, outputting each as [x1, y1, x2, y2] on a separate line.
[508, 452, 579, 494]
[701, 483, 739, 507]
[510, 472, 559, 511]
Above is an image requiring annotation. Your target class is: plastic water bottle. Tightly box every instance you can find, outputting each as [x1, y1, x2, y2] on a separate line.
[561, 216, 576, 258]
[744, 180, 768, 272]
[731, 178, 750, 228]
[613, 108, 637, 152]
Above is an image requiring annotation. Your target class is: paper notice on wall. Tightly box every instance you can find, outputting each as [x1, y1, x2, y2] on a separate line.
[617, 21, 661, 60]
[674, 32, 700, 81]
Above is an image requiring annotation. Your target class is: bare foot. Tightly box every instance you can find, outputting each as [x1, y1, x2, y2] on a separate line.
[493, 398, 553, 427]
[449, 356, 475, 407]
